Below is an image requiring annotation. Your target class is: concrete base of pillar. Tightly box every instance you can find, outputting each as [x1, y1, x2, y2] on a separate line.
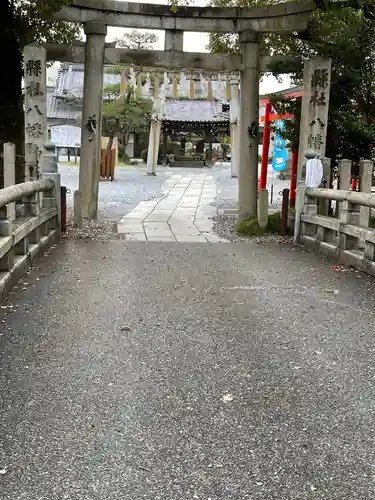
[146, 173, 156, 176]
[258, 189, 269, 229]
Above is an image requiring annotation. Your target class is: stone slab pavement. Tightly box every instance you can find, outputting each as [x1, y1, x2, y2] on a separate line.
[117, 172, 227, 242]
[1, 239, 375, 499]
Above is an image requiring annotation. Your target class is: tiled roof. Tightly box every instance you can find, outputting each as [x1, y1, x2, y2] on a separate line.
[55, 63, 120, 97]
[47, 96, 230, 122]
[163, 100, 229, 122]
[47, 91, 81, 121]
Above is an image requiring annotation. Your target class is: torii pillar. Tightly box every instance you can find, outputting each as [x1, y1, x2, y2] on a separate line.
[76, 21, 107, 223]
[238, 31, 261, 220]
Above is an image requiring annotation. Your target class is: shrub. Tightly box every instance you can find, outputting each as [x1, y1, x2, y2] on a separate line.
[141, 141, 182, 162]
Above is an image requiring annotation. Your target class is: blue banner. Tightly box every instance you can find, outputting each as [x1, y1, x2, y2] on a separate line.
[271, 120, 288, 172]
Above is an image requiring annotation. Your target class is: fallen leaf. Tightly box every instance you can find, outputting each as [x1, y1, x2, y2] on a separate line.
[0, 469, 7, 475]
[222, 393, 233, 403]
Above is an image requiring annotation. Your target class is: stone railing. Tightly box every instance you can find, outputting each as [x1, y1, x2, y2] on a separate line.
[0, 143, 61, 299]
[294, 185, 375, 275]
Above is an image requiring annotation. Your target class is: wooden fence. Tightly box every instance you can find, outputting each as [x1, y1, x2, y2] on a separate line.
[100, 148, 116, 181]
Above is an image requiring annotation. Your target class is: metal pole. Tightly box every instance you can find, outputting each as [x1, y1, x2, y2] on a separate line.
[60, 186, 67, 234]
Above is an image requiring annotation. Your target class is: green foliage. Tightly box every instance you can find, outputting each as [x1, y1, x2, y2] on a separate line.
[11, 0, 80, 47]
[220, 135, 231, 156]
[102, 91, 152, 144]
[236, 212, 281, 236]
[268, 94, 301, 153]
[104, 83, 121, 101]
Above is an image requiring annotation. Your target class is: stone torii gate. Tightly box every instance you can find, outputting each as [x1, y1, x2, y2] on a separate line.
[51, 0, 316, 223]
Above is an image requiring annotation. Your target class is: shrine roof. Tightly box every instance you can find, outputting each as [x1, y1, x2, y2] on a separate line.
[47, 87, 230, 123]
[163, 100, 229, 123]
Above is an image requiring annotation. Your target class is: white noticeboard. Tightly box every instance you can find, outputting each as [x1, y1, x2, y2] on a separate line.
[50, 125, 81, 148]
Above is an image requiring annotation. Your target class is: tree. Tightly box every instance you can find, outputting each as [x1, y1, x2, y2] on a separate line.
[103, 26, 158, 160]
[220, 136, 231, 158]
[102, 77, 152, 159]
[208, 0, 375, 170]
[115, 30, 158, 50]
[1, 0, 80, 148]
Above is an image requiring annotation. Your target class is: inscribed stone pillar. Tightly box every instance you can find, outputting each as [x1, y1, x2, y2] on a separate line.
[238, 31, 261, 220]
[359, 160, 373, 227]
[23, 44, 47, 179]
[78, 22, 107, 221]
[229, 79, 240, 178]
[297, 58, 332, 185]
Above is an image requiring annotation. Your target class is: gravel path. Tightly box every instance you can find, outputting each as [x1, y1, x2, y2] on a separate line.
[63, 208, 126, 241]
[213, 214, 294, 244]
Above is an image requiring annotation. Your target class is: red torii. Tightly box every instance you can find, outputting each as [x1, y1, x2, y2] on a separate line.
[259, 87, 304, 206]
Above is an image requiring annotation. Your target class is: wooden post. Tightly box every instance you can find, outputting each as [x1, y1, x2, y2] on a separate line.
[280, 188, 290, 236]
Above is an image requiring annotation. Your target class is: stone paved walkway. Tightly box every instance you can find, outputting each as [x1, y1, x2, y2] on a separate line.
[117, 172, 228, 242]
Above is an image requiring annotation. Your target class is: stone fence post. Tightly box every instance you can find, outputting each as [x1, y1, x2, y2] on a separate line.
[318, 157, 331, 216]
[359, 160, 373, 228]
[0, 143, 16, 270]
[42, 141, 61, 228]
[338, 159, 351, 220]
